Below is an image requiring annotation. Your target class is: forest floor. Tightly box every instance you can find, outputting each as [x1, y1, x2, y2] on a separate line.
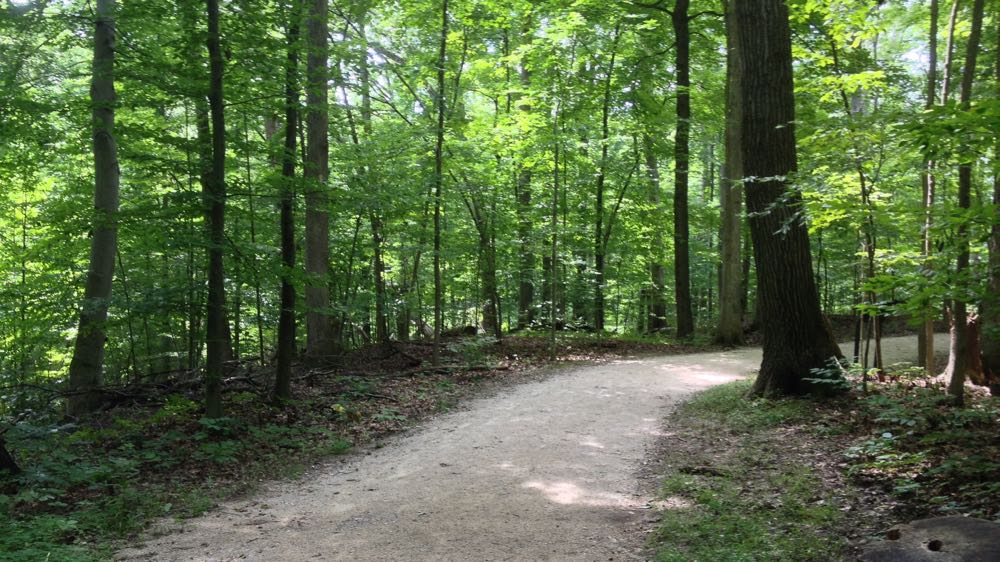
[6, 332, 996, 561]
[113, 335, 956, 562]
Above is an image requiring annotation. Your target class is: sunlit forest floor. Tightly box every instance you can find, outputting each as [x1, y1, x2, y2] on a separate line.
[0, 332, 708, 560]
[648, 374, 999, 561]
[2, 332, 997, 561]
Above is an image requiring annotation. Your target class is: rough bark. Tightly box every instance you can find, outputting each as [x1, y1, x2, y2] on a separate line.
[204, 0, 227, 418]
[66, 0, 119, 416]
[737, 0, 842, 397]
[304, 0, 333, 357]
[274, 10, 299, 403]
[67, 0, 119, 416]
[716, 0, 744, 346]
[672, 0, 694, 338]
[947, 0, 986, 404]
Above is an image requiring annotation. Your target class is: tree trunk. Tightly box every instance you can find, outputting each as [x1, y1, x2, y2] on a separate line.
[981, 18, 1000, 395]
[736, 0, 842, 397]
[274, 9, 299, 403]
[940, 0, 961, 104]
[432, 0, 448, 366]
[357, 20, 389, 346]
[643, 135, 668, 333]
[516, 29, 534, 330]
[549, 105, 560, 358]
[673, 0, 694, 338]
[67, 0, 119, 416]
[594, 24, 621, 333]
[204, 0, 227, 418]
[919, 0, 940, 370]
[304, 0, 333, 357]
[947, 0, 986, 404]
[0, 437, 20, 477]
[716, 0, 744, 346]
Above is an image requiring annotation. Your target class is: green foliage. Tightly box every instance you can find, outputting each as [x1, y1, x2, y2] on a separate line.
[653, 381, 843, 562]
[683, 379, 814, 429]
[656, 468, 841, 562]
[841, 385, 1000, 517]
[444, 336, 497, 367]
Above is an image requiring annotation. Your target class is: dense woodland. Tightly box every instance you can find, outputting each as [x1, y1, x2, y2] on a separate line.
[2, 0, 995, 408]
[1, 0, 999, 556]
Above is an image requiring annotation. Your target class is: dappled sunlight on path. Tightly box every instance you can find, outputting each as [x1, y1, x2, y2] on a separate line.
[117, 336, 931, 562]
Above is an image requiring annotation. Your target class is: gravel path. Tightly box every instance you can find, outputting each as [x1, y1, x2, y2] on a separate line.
[117, 335, 944, 562]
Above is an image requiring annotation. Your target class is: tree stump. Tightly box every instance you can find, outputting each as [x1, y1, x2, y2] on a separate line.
[860, 516, 1000, 562]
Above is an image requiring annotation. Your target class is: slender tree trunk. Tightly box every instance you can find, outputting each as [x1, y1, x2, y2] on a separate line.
[737, 0, 842, 397]
[67, 0, 119, 416]
[550, 102, 561, 358]
[673, 0, 694, 338]
[274, 9, 299, 402]
[941, 0, 961, 104]
[241, 114, 266, 364]
[643, 135, 668, 333]
[481, 230, 501, 339]
[354, 20, 389, 345]
[204, 0, 227, 418]
[193, 100, 235, 365]
[947, 0, 986, 404]
[432, 0, 448, 366]
[594, 24, 621, 333]
[981, 18, 1000, 394]
[716, 0, 744, 345]
[516, 27, 534, 330]
[304, 0, 332, 357]
[919, 0, 940, 370]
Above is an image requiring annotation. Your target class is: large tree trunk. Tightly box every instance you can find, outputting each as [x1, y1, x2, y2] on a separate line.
[431, 0, 448, 365]
[643, 135, 668, 333]
[737, 0, 842, 397]
[274, 9, 299, 403]
[67, 0, 119, 416]
[204, 0, 227, 418]
[947, 0, 986, 404]
[672, 0, 694, 338]
[304, 0, 333, 357]
[715, 0, 744, 346]
[918, 0, 940, 370]
[981, 18, 1000, 395]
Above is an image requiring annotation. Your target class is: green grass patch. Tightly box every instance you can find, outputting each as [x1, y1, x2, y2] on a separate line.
[683, 379, 816, 429]
[651, 380, 847, 562]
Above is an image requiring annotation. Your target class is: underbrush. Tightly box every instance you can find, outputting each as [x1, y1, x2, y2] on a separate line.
[1, 333, 706, 560]
[652, 380, 847, 561]
[837, 367, 1000, 520]
[1, 393, 352, 561]
[652, 370, 1000, 561]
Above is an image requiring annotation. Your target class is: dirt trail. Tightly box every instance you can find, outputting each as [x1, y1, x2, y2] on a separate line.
[117, 335, 943, 562]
